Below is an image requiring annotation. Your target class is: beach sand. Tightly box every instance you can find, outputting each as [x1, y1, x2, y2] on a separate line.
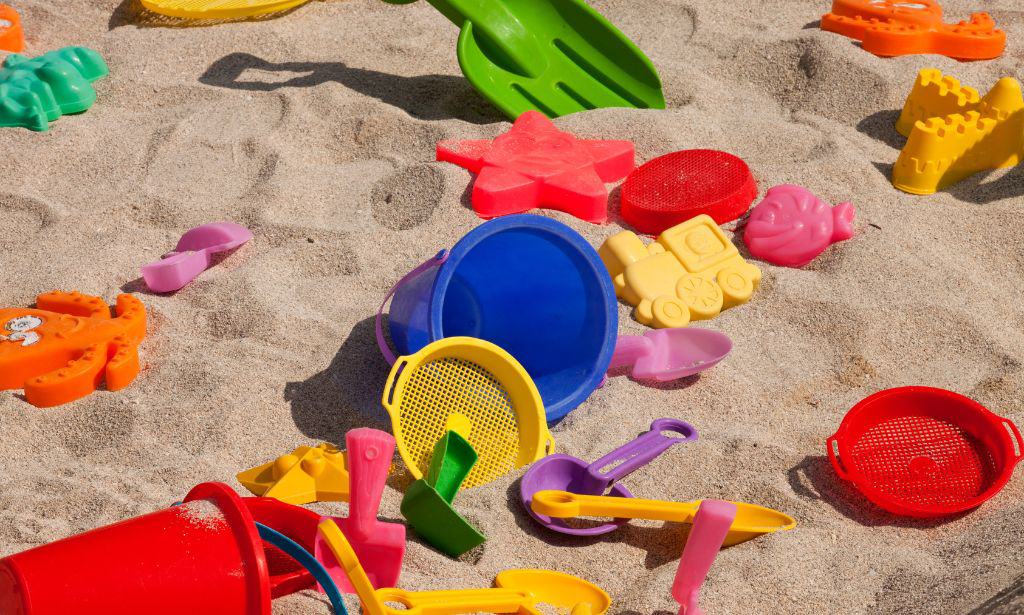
[1, 0, 1022, 612]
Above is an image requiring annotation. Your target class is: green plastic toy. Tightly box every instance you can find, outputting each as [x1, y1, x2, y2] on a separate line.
[382, 0, 665, 119]
[400, 431, 486, 558]
[0, 46, 109, 132]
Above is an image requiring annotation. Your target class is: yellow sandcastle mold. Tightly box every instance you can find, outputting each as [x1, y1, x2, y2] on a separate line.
[896, 69, 980, 137]
[236, 443, 350, 505]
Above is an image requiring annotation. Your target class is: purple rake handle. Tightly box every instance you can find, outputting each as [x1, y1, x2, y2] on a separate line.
[581, 418, 697, 494]
[374, 250, 449, 365]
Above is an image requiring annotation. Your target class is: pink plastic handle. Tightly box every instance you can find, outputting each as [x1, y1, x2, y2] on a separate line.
[345, 428, 395, 539]
[672, 499, 737, 615]
[1003, 418, 1023, 462]
[375, 250, 448, 365]
[826, 434, 849, 480]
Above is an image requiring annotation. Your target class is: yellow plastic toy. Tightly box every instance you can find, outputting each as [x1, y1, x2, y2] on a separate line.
[893, 70, 1023, 195]
[599, 214, 761, 328]
[317, 518, 611, 615]
[236, 443, 350, 505]
[530, 490, 796, 547]
[139, 0, 309, 20]
[383, 337, 555, 490]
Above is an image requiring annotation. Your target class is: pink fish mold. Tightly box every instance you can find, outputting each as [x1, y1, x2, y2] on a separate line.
[743, 185, 855, 268]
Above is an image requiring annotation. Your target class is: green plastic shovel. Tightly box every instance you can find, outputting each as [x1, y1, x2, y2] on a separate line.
[382, 0, 665, 119]
[400, 431, 486, 558]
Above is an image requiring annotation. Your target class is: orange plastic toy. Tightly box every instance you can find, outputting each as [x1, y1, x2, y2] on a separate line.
[821, 0, 1005, 61]
[0, 5, 24, 53]
[0, 292, 146, 407]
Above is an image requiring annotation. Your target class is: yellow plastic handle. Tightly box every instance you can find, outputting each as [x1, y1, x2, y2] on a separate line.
[530, 490, 796, 546]
[377, 588, 530, 614]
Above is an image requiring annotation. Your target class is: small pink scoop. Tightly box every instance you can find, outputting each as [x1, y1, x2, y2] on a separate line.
[609, 328, 732, 382]
[141, 222, 253, 292]
[673, 499, 737, 615]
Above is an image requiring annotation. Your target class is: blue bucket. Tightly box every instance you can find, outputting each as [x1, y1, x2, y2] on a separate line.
[378, 215, 618, 422]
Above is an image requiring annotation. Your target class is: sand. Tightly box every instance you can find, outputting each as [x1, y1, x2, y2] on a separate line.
[1, 0, 1023, 612]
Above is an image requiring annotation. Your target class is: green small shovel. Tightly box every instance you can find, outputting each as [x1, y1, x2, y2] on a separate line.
[382, 0, 665, 119]
[400, 431, 486, 558]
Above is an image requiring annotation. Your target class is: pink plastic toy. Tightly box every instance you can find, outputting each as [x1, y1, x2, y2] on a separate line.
[743, 185, 854, 268]
[315, 428, 405, 593]
[436, 111, 634, 223]
[141, 222, 253, 292]
[673, 499, 737, 615]
[609, 328, 732, 382]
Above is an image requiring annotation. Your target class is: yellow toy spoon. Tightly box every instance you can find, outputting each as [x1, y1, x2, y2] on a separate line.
[317, 519, 611, 614]
[530, 490, 796, 547]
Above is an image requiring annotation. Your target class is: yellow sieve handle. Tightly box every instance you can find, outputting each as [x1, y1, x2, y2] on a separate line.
[377, 588, 530, 614]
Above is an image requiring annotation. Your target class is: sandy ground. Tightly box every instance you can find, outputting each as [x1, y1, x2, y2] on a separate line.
[1, 0, 1023, 613]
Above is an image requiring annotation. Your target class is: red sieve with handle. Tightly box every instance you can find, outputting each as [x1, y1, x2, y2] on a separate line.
[620, 149, 757, 234]
[828, 386, 1023, 518]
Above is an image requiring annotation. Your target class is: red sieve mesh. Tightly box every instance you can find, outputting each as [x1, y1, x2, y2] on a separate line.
[620, 149, 757, 234]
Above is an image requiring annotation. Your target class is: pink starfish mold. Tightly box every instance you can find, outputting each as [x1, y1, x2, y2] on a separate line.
[744, 185, 855, 268]
[437, 111, 635, 223]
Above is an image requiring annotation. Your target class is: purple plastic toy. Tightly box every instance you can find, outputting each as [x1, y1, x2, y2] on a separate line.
[673, 499, 737, 615]
[743, 185, 854, 268]
[520, 418, 698, 535]
[609, 329, 732, 382]
[141, 222, 253, 293]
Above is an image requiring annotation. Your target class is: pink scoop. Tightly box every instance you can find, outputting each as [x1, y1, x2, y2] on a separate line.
[609, 328, 732, 382]
[743, 185, 854, 268]
[673, 499, 737, 615]
[141, 222, 253, 292]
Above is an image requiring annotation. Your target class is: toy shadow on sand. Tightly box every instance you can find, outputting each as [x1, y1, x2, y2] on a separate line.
[199, 52, 504, 124]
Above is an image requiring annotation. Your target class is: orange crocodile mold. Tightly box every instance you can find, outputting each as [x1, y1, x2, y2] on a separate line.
[821, 0, 1005, 61]
[0, 291, 146, 407]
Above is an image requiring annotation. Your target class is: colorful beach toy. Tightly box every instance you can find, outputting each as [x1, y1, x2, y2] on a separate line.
[381, 0, 664, 119]
[140, 0, 310, 19]
[673, 500, 737, 615]
[521, 419, 697, 536]
[0, 5, 25, 53]
[141, 222, 253, 293]
[437, 111, 634, 223]
[237, 443, 350, 505]
[318, 518, 612, 614]
[400, 431, 486, 558]
[743, 185, 855, 268]
[599, 215, 761, 329]
[0, 292, 145, 407]
[828, 387, 1023, 517]
[0, 47, 108, 131]
[609, 328, 732, 382]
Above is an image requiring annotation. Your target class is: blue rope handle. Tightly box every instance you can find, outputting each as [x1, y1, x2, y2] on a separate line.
[255, 522, 349, 615]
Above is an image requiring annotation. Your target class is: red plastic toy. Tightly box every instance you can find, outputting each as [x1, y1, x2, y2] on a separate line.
[437, 111, 634, 224]
[0, 482, 321, 615]
[620, 150, 757, 234]
[828, 387, 1023, 518]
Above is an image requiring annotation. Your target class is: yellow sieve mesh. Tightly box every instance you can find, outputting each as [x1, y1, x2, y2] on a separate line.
[397, 357, 522, 489]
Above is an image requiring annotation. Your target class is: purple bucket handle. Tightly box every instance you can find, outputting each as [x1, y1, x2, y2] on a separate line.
[580, 418, 698, 494]
[375, 250, 449, 365]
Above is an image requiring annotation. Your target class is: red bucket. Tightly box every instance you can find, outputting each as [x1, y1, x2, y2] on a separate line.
[0, 482, 320, 615]
[828, 387, 1023, 517]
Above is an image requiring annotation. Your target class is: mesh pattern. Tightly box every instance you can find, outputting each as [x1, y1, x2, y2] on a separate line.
[398, 357, 521, 489]
[849, 415, 998, 509]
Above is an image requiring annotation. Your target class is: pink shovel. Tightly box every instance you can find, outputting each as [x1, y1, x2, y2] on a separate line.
[315, 428, 405, 593]
[609, 328, 732, 382]
[140, 222, 253, 293]
[673, 499, 737, 615]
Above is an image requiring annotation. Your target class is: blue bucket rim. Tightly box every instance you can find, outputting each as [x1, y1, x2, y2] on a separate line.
[427, 214, 618, 422]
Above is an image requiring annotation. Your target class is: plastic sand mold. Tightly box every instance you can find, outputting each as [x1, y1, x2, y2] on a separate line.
[238, 443, 349, 505]
[0, 47, 108, 132]
[828, 387, 1022, 518]
[743, 185, 855, 268]
[140, 0, 310, 19]
[892, 69, 1023, 195]
[382, 0, 664, 120]
[673, 500, 736, 615]
[521, 419, 697, 536]
[382, 336, 555, 489]
[0, 5, 24, 53]
[315, 429, 405, 592]
[599, 214, 761, 329]
[530, 490, 795, 547]
[620, 150, 757, 233]
[0, 292, 145, 407]
[401, 431, 485, 557]
[610, 328, 732, 383]
[141, 222, 253, 292]
[318, 518, 612, 615]
[821, 0, 1005, 60]
[437, 111, 634, 223]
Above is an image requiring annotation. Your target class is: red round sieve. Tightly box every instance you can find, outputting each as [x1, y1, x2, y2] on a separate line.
[620, 149, 757, 234]
[828, 387, 1023, 518]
